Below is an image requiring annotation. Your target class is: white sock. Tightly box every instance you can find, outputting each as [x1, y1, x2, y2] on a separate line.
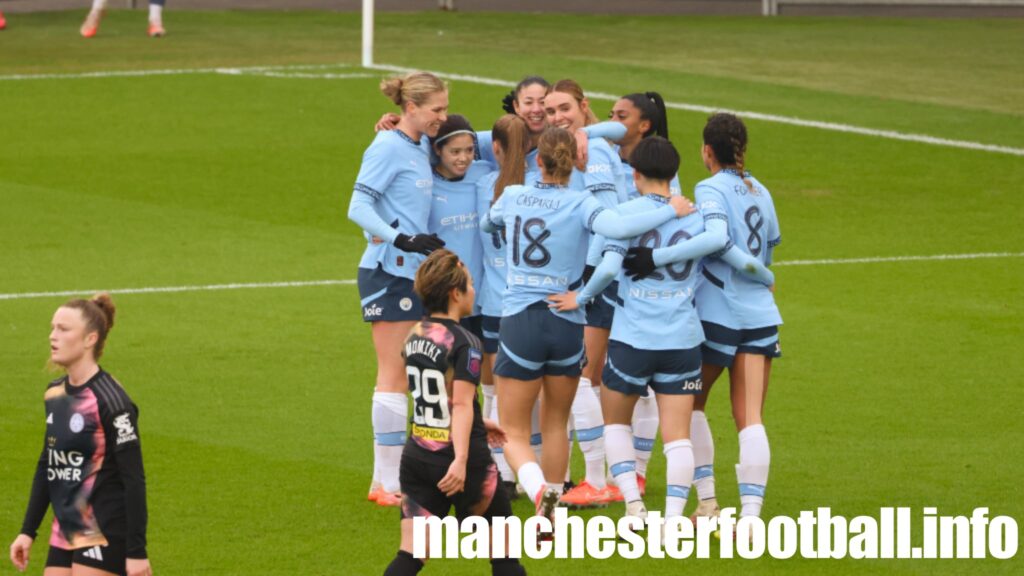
[517, 461, 547, 504]
[481, 383, 495, 422]
[605, 424, 640, 503]
[632, 394, 658, 477]
[91, 0, 109, 13]
[489, 400, 515, 482]
[546, 481, 564, 497]
[148, 3, 163, 23]
[372, 392, 408, 494]
[664, 439, 694, 518]
[691, 410, 716, 501]
[530, 399, 542, 462]
[371, 445, 381, 487]
[571, 377, 606, 488]
[565, 436, 572, 483]
[736, 424, 770, 517]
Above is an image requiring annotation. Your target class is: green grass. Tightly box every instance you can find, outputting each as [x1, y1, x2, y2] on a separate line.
[1, 9, 1022, 575]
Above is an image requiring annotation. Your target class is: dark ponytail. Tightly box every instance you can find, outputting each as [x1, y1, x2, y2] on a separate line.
[623, 91, 669, 139]
[703, 112, 753, 192]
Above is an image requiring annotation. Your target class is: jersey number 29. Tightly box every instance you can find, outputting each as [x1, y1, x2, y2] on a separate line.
[407, 366, 451, 428]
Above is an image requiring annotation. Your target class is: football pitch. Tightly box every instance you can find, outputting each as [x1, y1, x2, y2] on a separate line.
[1, 8, 1022, 575]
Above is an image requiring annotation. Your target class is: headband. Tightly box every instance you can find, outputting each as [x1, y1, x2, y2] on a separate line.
[434, 129, 475, 146]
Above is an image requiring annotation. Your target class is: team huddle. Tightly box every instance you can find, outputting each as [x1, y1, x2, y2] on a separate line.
[350, 71, 782, 575]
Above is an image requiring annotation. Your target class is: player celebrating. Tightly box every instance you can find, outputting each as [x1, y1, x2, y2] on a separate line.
[475, 114, 532, 494]
[625, 113, 782, 523]
[605, 90, 681, 495]
[542, 79, 627, 507]
[80, 0, 167, 38]
[385, 249, 525, 576]
[428, 114, 492, 336]
[481, 127, 692, 521]
[549, 137, 773, 522]
[348, 71, 448, 507]
[9, 294, 153, 576]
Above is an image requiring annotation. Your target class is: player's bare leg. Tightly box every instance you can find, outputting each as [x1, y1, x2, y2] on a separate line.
[731, 354, 770, 518]
[369, 320, 417, 505]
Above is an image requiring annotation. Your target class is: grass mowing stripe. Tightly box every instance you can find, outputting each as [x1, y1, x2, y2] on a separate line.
[369, 63, 1024, 157]
[1, 252, 1019, 301]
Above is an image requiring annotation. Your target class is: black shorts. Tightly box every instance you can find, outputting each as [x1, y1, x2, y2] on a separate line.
[400, 457, 512, 521]
[47, 540, 127, 576]
[357, 264, 424, 322]
[701, 322, 782, 368]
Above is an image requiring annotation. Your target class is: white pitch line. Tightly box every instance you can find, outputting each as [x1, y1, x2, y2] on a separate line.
[245, 71, 374, 80]
[0, 252, 1020, 302]
[4, 61, 1021, 156]
[369, 64, 1024, 158]
[0, 63, 350, 81]
[773, 251, 1024, 267]
[0, 280, 356, 301]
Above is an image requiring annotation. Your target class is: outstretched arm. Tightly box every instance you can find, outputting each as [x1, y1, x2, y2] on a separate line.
[587, 196, 693, 239]
[719, 245, 775, 286]
[582, 121, 627, 142]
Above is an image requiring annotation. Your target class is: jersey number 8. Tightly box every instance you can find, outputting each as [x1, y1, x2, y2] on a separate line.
[407, 366, 451, 428]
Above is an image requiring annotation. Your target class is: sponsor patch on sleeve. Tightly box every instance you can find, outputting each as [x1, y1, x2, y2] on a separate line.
[467, 348, 483, 380]
[113, 412, 139, 445]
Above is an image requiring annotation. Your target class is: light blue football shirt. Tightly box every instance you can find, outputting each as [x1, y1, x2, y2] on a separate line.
[476, 170, 507, 318]
[485, 181, 677, 323]
[428, 161, 492, 312]
[603, 195, 707, 350]
[350, 129, 433, 280]
[694, 169, 782, 329]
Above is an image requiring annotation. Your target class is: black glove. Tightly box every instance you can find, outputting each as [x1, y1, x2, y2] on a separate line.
[394, 233, 445, 255]
[623, 246, 657, 280]
[581, 264, 596, 285]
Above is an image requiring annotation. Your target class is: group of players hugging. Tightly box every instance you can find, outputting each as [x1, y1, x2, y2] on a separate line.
[349, 71, 783, 576]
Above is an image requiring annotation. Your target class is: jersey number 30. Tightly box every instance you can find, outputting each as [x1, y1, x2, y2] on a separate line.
[407, 366, 451, 428]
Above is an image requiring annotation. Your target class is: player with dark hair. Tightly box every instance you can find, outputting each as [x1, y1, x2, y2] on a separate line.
[10, 294, 153, 576]
[428, 113, 491, 339]
[385, 249, 525, 576]
[625, 113, 782, 524]
[550, 137, 772, 522]
[604, 90, 683, 494]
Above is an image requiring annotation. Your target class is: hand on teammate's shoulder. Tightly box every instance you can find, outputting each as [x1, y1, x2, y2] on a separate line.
[669, 195, 696, 217]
